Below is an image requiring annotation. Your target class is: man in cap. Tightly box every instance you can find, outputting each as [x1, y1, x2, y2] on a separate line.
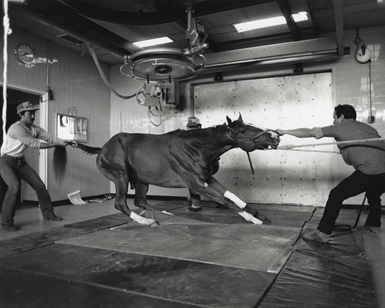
[0, 102, 68, 231]
[186, 117, 220, 211]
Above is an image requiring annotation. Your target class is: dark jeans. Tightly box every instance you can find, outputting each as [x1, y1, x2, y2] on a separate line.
[0, 155, 54, 225]
[318, 170, 385, 235]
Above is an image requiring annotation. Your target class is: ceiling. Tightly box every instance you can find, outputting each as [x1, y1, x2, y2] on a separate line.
[8, 0, 385, 70]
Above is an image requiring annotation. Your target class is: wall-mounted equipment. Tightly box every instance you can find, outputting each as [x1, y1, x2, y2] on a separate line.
[355, 44, 371, 63]
[14, 43, 35, 65]
[137, 81, 179, 107]
[120, 0, 208, 83]
[354, 31, 371, 64]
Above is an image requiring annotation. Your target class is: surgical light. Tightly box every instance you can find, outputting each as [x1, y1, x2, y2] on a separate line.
[121, 0, 208, 83]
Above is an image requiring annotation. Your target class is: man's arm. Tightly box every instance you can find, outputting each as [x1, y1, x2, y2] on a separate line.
[276, 128, 318, 138]
[39, 139, 67, 149]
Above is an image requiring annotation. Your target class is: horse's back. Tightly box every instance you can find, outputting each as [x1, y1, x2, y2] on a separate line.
[105, 131, 182, 153]
[98, 131, 186, 186]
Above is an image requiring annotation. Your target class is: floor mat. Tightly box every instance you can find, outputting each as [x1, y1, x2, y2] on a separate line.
[58, 221, 301, 273]
[0, 244, 276, 308]
[259, 208, 378, 308]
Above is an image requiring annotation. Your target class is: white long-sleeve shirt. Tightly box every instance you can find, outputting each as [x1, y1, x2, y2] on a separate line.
[1, 121, 57, 157]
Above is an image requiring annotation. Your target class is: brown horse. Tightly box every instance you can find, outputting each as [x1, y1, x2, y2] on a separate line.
[66, 115, 280, 226]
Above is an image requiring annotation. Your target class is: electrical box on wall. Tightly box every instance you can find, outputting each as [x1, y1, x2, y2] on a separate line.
[138, 82, 179, 107]
[165, 81, 179, 106]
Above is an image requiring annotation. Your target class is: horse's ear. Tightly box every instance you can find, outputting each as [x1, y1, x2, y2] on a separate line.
[226, 116, 232, 125]
[238, 113, 243, 122]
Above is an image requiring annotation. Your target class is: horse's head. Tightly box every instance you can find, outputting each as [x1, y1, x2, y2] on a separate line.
[227, 114, 280, 151]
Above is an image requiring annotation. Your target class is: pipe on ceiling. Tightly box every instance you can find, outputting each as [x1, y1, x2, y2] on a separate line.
[9, 1, 134, 58]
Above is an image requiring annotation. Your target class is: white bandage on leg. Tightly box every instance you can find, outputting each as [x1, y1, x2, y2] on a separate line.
[130, 211, 156, 225]
[224, 190, 247, 209]
[238, 211, 263, 224]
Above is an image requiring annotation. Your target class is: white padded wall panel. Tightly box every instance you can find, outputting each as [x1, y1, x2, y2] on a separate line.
[194, 73, 334, 205]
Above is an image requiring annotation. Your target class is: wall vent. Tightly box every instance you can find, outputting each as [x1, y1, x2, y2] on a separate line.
[57, 34, 84, 45]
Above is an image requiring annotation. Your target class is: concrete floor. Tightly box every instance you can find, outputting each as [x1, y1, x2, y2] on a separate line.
[1, 199, 384, 307]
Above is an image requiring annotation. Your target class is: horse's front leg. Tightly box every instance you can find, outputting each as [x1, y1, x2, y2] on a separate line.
[208, 177, 271, 224]
[189, 177, 270, 225]
[188, 190, 203, 211]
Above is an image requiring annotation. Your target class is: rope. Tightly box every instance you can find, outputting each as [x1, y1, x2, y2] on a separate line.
[276, 137, 385, 152]
[2, 0, 10, 147]
[277, 148, 339, 153]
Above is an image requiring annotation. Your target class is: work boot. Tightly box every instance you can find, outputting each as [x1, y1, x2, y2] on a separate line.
[303, 230, 330, 243]
[1, 224, 19, 231]
[363, 225, 381, 234]
[45, 214, 63, 221]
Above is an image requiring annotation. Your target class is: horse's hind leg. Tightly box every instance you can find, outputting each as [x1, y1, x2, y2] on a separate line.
[133, 180, 152, 210]
[98, 167, 131, 216]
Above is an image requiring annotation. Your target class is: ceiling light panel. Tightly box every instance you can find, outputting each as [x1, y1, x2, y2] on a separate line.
[133, 37, 173, 48]
[234, 12, 308, 33]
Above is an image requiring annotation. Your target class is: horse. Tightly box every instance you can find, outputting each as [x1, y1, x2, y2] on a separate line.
[59, 114, 280, 226]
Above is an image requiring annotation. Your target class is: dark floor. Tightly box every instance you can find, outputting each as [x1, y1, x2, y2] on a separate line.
[0, 198, 383, 307]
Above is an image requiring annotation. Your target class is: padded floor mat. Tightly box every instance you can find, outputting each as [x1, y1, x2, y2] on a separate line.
[58, 222, 301, 273]
[0, 244, 276, 308]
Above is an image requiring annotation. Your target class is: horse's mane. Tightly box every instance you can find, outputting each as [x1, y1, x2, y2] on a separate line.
[181, 125, 228, 141]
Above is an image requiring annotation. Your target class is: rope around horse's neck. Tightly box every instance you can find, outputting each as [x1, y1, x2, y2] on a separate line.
[275, 137, 385, 153]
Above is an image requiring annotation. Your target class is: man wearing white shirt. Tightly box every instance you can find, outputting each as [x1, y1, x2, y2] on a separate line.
[0, 102, 67, 231]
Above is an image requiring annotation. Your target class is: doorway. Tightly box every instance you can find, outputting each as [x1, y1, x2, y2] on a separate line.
[0, 87, 41, 211]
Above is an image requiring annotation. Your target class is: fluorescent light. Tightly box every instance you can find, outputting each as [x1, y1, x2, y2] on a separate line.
[234, 12, 308, 33]
[133, 37, 173, 48]
[293, 12, 308, 22]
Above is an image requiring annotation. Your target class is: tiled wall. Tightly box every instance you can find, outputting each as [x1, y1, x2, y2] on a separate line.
[1, 27, 111, 201]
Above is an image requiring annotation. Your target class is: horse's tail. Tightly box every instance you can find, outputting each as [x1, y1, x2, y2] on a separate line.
[76, 143, 102, 155]
[52, 144, 102, 183]
[53, 147, 68, 183]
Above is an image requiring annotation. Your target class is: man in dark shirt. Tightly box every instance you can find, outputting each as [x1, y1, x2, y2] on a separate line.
[277, 104, 385, 243]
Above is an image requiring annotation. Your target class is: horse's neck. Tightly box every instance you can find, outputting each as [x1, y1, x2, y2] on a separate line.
[188, 128, 235, 159]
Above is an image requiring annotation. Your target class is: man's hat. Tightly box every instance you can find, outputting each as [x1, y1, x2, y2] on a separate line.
[187, 116, 201, 128]
[17, 102, 39, 114]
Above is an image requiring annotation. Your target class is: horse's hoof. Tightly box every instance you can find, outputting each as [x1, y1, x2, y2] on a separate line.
[187, 206, 202, 212]
[149, 220, 159, 227]
[263, 218, 272, 225]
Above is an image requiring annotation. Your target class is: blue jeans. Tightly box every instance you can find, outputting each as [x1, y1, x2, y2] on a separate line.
[318, 170, 385, 235]
[0, 155, 54, 225]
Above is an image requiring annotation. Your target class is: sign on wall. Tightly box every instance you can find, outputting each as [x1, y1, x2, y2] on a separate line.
[194, 73, 337, 206]
[56, 114, 88, 143]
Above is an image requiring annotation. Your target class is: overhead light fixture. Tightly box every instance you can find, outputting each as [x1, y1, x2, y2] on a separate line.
[121, 0, 208, 83]
[234, 12, 308, 33]
[133, 37, 173, 48]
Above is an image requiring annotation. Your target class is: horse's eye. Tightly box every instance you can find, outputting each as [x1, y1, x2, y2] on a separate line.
[239, 129, 246, 134]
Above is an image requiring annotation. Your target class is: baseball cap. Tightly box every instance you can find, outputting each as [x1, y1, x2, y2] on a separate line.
[187, 116, 201, 128]
[16, 102, 39, 114]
